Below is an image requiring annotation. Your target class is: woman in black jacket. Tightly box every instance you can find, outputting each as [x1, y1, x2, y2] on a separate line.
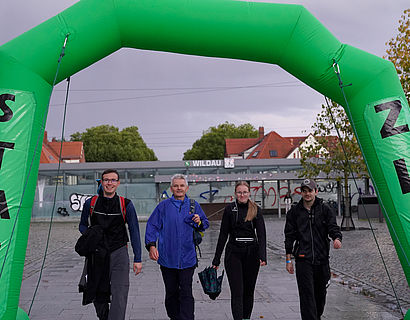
[212, 181, 267, 320]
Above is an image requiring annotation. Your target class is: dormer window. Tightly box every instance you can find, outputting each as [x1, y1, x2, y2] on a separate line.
[252, 151, 259, 157]
[269, 150, 278, 157]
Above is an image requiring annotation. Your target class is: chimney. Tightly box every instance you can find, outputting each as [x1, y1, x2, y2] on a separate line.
[43, 131, 48, 143]
[258, 126, 264, 139]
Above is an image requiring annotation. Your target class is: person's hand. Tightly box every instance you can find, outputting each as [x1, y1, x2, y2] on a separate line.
[133, 262, 142, 275]
[260, 260, 267, 266]
[149, 246, 159, 261]
[192, 214, 200, 224]
[286, 261, 294, 274]
[333, 239, 342, 249]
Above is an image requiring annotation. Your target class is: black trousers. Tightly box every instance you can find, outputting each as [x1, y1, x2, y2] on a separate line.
[224, 244, 260, 320]
[160, 265, 195, 320]
[295, 260, 331, 320]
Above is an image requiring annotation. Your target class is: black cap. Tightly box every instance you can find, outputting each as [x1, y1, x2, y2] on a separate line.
[301, 179, 317, 191]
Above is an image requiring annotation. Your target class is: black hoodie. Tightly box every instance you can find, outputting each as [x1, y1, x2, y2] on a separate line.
[284, 196, 342, 265]
[212, 201, 267, 267]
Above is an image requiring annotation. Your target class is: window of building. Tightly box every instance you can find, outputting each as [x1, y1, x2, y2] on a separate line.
[269, 150, 278, 157]
[252, 151, 259, 157]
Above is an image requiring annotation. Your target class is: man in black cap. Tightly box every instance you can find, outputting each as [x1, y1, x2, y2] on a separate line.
[284, 179, 342, 320]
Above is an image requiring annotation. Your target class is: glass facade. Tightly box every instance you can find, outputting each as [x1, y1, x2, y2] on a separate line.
[33, 159, 373, 219]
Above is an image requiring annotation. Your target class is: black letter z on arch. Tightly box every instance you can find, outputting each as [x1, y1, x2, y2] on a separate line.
[374, 100, 409, 139]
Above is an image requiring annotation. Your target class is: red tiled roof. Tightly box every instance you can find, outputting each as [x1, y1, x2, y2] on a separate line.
[48, 141, 84, 160]
[247, 131, 295, 159]
[314, 135, 340, 155]
[225, 138, 260, 156]
[40, 132, 85, 163]
[40, 144, 59, 163]
[225, 128, 338, 159]
[285, 136, 306, 147]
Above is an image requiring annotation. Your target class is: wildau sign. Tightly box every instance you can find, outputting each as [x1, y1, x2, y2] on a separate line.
[188, 160, 222, 167]
[185, 159, 235, 168]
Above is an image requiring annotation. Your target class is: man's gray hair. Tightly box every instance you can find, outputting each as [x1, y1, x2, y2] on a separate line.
[171, 173, 188, 186]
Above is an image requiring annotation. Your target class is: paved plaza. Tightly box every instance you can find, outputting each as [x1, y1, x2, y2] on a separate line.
[19, 216, 408, 319]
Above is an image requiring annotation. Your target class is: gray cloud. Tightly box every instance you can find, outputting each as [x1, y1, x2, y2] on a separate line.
[1, 0, 408, 160]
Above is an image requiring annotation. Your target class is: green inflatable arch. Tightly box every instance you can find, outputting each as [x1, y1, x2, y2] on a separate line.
[0, 0, 409, 319]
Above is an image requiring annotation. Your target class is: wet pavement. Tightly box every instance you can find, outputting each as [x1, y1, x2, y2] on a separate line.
[19, 216, 408, 319]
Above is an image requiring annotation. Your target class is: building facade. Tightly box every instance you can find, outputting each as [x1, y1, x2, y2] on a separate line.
[33, 158, 374, 220]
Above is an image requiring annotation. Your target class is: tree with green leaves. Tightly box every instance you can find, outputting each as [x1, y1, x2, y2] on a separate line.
[183, 122, 258, 160]
[299, 101, 368, 221]
[71, 125, 157, 162]
[385, 8, 409, 105]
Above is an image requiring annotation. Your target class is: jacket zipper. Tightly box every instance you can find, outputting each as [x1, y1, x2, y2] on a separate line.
[309, 208, 315, 264]
[178, 204, 182, 269]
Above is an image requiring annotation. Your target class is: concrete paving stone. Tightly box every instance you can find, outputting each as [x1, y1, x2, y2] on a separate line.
[129, 318, 169, 320]
[277, 294, 300, 303]
[289, 305, 301, 313]
[59, 308, 85, 316]
[271, 313, 303, 319]
[17, 218, 407, 319]
[56, 315, 83, 320]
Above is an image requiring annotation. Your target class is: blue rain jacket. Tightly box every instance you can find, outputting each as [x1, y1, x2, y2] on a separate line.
[145, 195, 209, 269]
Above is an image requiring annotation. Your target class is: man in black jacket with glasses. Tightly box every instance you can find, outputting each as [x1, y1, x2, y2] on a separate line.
[79, 169, 142, 320]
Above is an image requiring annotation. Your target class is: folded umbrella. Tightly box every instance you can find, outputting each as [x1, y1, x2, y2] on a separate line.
[198, 266, 224, 300]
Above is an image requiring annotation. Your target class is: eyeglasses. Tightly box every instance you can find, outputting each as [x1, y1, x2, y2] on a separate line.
[236, 191, 249, 195]
[102, 178, 119, 183]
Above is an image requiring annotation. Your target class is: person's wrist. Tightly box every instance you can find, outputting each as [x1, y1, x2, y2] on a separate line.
[286, 260, 292, 264]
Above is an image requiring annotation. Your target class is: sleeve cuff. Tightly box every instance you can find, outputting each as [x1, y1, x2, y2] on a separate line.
[145, 242, 156, 252]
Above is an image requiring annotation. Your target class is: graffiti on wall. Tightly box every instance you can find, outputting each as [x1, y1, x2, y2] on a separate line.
[197, 181, 375, 207]
[69, 193, 93, 212]
[59, 180, 375, 213]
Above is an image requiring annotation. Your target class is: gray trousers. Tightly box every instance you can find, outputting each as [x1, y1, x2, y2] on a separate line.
[94, 246, 130, 320]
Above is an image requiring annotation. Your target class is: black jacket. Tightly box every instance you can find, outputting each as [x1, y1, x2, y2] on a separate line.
[284, 197, 342, 265]
[212, 201, 266, 267]
[75, 225, 110, 305]
[90, 195, 130, 253]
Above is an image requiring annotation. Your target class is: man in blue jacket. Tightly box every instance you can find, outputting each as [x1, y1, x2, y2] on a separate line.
[145, 174, 209, 320]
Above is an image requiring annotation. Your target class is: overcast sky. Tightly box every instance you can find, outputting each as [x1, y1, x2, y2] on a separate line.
[1, 0, 408, 160]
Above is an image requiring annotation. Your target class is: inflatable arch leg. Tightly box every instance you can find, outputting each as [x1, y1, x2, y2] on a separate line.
[0, 0, 408, 318]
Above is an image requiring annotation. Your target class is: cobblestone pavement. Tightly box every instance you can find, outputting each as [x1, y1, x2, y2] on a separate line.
[20, 216, 408, 319]
[265, 216, 410, 315]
